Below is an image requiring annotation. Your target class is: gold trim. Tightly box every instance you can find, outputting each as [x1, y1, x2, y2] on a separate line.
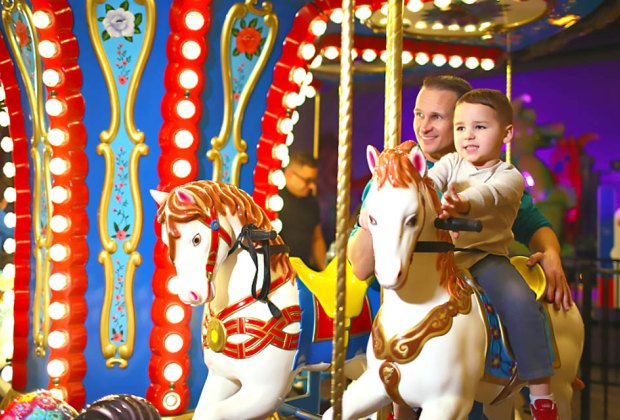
[99, 251, 128, 368]
[313, 91, 320, 159]
[95, 143, 117, 254]
[210, 0, 278, 184]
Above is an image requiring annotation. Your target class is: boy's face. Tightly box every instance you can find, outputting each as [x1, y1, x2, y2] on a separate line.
[453, 102, 513, 169]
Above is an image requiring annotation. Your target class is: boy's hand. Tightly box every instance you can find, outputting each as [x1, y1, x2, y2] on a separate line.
[439, 183, 471, 218]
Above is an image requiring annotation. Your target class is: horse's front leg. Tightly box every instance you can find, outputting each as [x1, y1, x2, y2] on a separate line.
[323, 368, 390, 420]
[419, 396, 475, 420]
[194, 373, 240, 418]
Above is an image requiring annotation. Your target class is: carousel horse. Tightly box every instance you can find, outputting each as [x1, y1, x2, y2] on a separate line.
[151, 181, 378, 420]
[323, 143, 584, 420]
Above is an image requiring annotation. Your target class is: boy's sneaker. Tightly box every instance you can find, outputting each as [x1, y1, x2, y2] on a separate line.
[530, 399, 559, 420]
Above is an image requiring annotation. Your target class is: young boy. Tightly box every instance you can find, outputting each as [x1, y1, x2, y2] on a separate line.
[427, 88, 558, 419]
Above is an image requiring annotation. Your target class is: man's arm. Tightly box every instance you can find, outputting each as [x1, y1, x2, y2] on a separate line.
[311, 224, 327, 270]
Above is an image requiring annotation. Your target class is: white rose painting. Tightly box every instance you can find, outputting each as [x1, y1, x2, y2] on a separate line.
[98, 1, 143, 42]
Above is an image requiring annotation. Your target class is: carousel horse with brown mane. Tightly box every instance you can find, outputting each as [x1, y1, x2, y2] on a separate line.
[322, 142, 584, 420]
[151, 181, 378, 419]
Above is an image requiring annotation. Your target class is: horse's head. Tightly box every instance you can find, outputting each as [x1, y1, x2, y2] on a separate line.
[364, 141, 440, 290]
[150, 183, 235, 306]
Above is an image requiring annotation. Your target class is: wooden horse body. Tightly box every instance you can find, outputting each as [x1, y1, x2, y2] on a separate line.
[323, 143, 584, 420]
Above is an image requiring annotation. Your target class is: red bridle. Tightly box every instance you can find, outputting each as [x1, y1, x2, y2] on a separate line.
[204, 207, 233, 280]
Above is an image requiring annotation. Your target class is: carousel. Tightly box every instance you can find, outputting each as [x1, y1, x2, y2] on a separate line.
[0, 0, 615, 418]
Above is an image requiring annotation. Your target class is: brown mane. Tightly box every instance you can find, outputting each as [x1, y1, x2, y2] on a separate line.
[157, 180, 295, 281]
[374, 141, 468, 298]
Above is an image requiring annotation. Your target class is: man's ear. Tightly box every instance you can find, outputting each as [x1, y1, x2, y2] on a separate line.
[503, 124, 514, 144]
[367, 145, 380, 174]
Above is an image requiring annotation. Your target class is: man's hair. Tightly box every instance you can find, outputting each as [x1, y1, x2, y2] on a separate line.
[456, 88, 513, 126]
[289, 150, 318, 168]
[422, 75, 472, 99]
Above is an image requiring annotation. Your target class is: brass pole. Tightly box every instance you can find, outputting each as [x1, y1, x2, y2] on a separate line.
[331, 0, 354, 418]
[313, 90, 321, 160]
[384, 0, 404, 150]
[505, 32, 512, 164]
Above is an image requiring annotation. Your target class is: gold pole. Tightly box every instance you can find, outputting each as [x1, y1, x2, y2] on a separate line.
[332, 0, 354, 418]
[505, 32, 512, 164]
[384, 0, 404, 150]
[313, 90, 321, 160]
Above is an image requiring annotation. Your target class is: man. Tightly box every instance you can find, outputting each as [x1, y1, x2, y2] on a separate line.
[349, 74, 573, 311]
[279, 151, 327, 270]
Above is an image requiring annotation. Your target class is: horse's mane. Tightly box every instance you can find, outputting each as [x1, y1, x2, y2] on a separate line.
[157, 180, 295, 281]
[374, 141, 468, 299]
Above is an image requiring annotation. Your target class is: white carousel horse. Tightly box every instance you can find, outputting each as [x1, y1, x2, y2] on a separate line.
[151, 181, 377, 420]
[323, 142, 584, 420]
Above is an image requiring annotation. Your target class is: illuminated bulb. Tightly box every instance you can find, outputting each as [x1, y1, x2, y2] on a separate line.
[278, 118, 293, 135]
[49, 302, 67, 320]
[402, 51, 414, 64]
[272, 218, 282, 233]
[285, 132, 294, 147]
[163, 363, 183, 382]
[1, 366, 12, 382]
[1, 340, 12, 359]
[168, 275, 181, 295]
[299, 43, 316, 61]
[47, 359, 67, 377]
[291, 67, 306, 85]
[49, 388, 66, 402]
[3, 162, 15, 178]
[1, 137, 13, 152]
[0, 112, 8, 127]
[270, 169, 286, 189]
[407, 0, 424, 12]
[281, 154, 290, 168]
[49, 157, 69, 176]
[274, 144, 289, 161]
[330, 8, 343, 24]
[291, 111, 300, 125]
[354, 5, 372, 21]
[378, 17, 388, 26]
[479, 21, 492, 30]
[462, 0, 477, 4]
[415, 52, 430, 65]
[323, 46, 339, 60]
[163, 392, 181, 410]
[311, 19, 327, 37]
[304, 71, 314, 85]
[481, 34, 493, 40]
[48, 330, 68, 349]
[380, 4, 389, 15]
[45, 98, 66, 117]
[4, 187, 16, 203]
[166, 304, 185, 323]
[434, 0, 451, 9]
[304, 85, 316, 99]
[296, 94, 307, 107]
[309, 55, 323, 69]
[174, 129, 193, 149]
[448, 23, 460, 31]
[2, 238, 14, 254]
[4, 212, 15, 229]
[449, 55, 463, 68]
[350, 49, 358, 60]
[48, 128, 68, 146]
[51, 186, 69, 204]
[42, 69, 62, 87]
[50, 215, 69, 233]
[165, 334, 184, 353]
[432, 54, 447, 67]
[49, 273, 69, 291]
[465, 56, 479, 69]
[431, 22, 444, 30]
[403, 18, 412, 27]
[179, 69, 199, 89]
[2, 264, 14, 279]
[172, 159, 192, 178]
[0, 88, 4, 102]
[176, 99, 196, 119]
[38, 40, 59, 58]
[284, 92, 299, 109]
[415, 21, 427, 29]
[380, 50, 389, 63]
[185, 11, 205, 30]
[362, 49, 377, 62]
[481, 58, 495, 71]
[181, 40, 201, 60]
[464, 24, 476, 33]
[33, 10, 52, 28]
[50, 244, 69, 262]
[268, 195, 284, 212]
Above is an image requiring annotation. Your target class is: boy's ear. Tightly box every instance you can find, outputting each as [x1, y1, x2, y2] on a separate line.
[502, 124, 514, 144]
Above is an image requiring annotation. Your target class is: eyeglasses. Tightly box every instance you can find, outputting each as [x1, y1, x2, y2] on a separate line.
[292, 171, 317, 187]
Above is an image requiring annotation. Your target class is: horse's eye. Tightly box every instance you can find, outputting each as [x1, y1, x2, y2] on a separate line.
[192, 234, 201, 246]
[369, 215, 377, 226]
[405, 215, 417, 227]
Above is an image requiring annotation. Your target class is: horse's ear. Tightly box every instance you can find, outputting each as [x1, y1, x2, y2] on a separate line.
[409, 147, 427, 176]
[367, 145, 380, 173]
[150, 189, 170, 207]
[175, 188, 195, 204]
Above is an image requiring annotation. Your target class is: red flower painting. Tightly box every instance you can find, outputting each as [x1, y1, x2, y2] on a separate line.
[232, 18, 265, 60]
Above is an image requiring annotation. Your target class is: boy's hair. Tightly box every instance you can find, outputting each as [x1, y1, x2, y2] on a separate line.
[456, 88, 513, 126]
[422, 75, 472, 99]
[289, 150, 318, 168]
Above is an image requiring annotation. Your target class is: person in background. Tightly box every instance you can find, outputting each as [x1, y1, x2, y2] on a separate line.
[279, 151, 327, 271]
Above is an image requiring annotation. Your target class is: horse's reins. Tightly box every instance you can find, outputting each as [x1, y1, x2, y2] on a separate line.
[415, 217, 486, 254]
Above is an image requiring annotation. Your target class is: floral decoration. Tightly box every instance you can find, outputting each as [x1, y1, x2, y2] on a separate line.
[111, 258, 126, 343]
[98, 1, 143, 42]
[232, 61, 247, 102]
[232, 18, 265, 60]
[14, 18, 31, 50]
[113, 42, 132, 85]
[111, 146, 131, 241]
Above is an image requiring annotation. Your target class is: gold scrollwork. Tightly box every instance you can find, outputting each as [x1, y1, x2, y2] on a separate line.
[209, 0, 278, 185]
[87, 0, 155, 367]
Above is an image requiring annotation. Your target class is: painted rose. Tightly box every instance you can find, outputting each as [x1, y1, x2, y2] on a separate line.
[15, 20, 29, 47]
[103, 8, 135, 38]
[235, 27, 261, 55]
[115, 230, 127, 240]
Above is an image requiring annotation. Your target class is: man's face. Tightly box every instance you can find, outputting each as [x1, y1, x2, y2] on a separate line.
[413, 87, 459, 162]
[285, 163, 318, 198]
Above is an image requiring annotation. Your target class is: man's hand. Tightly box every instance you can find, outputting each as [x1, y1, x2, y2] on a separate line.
[527, 250, 573, 311]
[357, 207, 370, 231]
